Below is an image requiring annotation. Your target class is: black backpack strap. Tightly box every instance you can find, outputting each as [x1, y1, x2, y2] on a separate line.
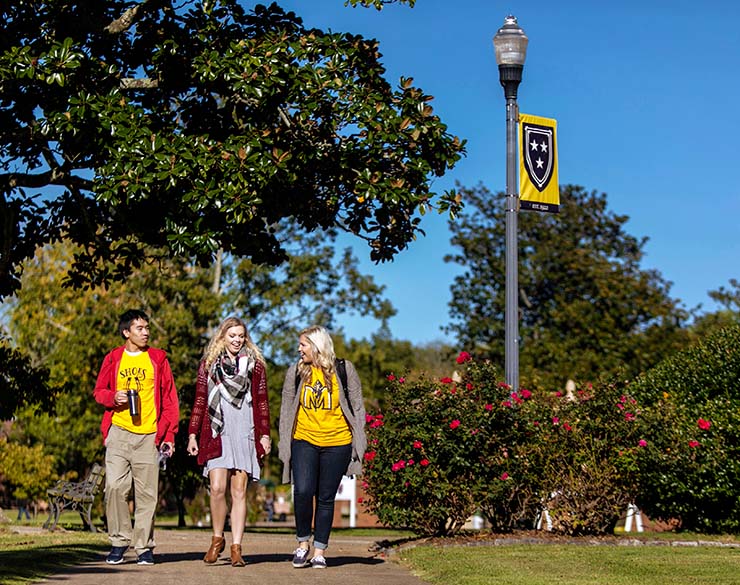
[335, 358, 354, 417]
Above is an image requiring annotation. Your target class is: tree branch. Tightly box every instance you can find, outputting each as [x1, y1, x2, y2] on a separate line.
[0, 170, 94, 192]
[121, 78, 159, 89]
[105, 1, 147, 34]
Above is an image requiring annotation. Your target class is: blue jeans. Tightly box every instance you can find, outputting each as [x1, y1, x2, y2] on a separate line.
[291, 439, 352, 550]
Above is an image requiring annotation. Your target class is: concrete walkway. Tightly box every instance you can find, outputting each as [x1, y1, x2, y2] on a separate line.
[37, 529, 429, 585]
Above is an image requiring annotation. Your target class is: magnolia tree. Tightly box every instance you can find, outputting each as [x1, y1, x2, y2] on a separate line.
[0, 0, 464, 299]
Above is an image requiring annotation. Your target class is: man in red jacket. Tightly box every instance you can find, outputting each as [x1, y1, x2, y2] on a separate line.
[93, 309, 179, 566]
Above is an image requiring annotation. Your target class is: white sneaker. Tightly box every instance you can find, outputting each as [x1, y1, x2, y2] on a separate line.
[292, 547, 310, 568]
[311, 555, 327, 569]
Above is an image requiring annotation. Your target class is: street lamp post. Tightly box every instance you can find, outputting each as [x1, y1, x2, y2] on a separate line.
[493, 15, 528, 391]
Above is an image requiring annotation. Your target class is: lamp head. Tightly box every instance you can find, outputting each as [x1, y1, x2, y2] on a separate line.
[493, 15, 528, 99]
[493, 15, 528, 66]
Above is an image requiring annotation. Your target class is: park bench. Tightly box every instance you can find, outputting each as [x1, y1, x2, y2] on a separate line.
[43, 463, 105, 532]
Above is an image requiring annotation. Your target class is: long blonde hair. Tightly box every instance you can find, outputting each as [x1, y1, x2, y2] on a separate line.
[297, 325, 336, 388]
[203, 317, 265, 368]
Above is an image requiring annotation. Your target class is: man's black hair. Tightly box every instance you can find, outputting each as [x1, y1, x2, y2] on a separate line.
[118, 309, 150, 338]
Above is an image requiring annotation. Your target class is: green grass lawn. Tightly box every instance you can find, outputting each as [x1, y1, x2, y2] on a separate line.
[0, 529, 108, 585]
[399, 542, 740, 585]
[4, 510, 740, 585]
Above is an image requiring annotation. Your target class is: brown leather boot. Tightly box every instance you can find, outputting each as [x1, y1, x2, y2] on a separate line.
[204, 535, 225, 564]
[230, 544, 245, 567]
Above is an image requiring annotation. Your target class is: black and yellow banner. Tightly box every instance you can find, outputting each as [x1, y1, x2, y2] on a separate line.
[519, 113, 559, 213]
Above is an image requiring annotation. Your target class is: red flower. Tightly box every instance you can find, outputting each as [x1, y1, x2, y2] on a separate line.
[391, 459, 407, 472]
[449, 419, 461, 430]
[500, 472, 509, 480]
[563, 422, 572, 432]
[552, 417, 560, 425]
[399, 377, 405, 383]
[456, 351, 472, 364]
[440, 377, 453, 384]
[554, 391, 562, 397]
[484, 403, 493, 411]
[357, 497, 364, 504]
[624, 412, 636, 422]
[502, 400, 512, 408]
[365, 414, 374, 423]
[498, 382, 510, 389]
[689, 440, 700, 448]
[520, 389, 532, 399]
[369, 419, 384, 428]
[697, 418, 711, 430]
[420, 459, 430, 466]
[407, 459, 415, 465]
[364, 451, 376, 461]
[466, 383, 474, 390]
[386, 374, 396, 381]
[638, 439, 647, 447]
[413, 440, 422, 449]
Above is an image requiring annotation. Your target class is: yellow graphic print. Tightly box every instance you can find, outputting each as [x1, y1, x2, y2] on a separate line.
[301, 379, 333, 411]
[119, 367, 146, 393]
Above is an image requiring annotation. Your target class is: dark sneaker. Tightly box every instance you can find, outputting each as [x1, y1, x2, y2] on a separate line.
[310, 555, 327, 569]
[137, 550, 155, 565]
[105, 546, 128, 564]
[291, 546, 310, 568]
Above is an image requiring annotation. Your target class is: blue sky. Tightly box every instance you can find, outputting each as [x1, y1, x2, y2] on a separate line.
[276, 0, 740, 345]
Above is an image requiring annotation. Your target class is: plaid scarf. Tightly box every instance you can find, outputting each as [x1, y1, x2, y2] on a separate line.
[207, 348, 255, 438]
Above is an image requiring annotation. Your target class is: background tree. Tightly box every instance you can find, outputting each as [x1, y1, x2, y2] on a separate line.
[0, 437, 57, 517]
[0, 0, 464, 301]
[0, 341, 53, 420]
[224, 226, 395, 364]
[3, 230, 396, 522]
[445, 184, 690, 390]
[690, 278, 740, 338]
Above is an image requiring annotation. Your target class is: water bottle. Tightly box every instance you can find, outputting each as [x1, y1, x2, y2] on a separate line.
[126, 389, 140, 417]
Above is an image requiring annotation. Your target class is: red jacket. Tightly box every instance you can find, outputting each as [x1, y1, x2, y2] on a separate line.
[93, 346, 180, 446]
[188, 358, 270, 466]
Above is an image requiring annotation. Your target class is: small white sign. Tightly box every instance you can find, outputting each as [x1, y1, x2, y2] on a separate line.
[334, 475, 357, 527]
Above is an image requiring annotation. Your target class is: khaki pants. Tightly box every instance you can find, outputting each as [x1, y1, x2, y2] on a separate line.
[104, 425, 158, 553]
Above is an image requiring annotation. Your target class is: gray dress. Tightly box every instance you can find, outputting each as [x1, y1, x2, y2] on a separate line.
[203, 393, 261, 480]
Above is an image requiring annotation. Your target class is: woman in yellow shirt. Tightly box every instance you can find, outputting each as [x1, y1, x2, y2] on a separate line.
[278, 326, 367, 569]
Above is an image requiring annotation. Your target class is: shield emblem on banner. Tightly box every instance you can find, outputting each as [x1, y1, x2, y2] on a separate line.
[522, 122, 555, 192]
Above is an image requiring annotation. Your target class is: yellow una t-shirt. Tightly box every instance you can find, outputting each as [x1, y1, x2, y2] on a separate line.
[111, 350, 157, 434]
[293, 366, 352, 447]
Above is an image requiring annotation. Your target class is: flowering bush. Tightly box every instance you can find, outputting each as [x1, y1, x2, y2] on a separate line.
[362, 354, 649, 536]
[630, 325, 740, 533]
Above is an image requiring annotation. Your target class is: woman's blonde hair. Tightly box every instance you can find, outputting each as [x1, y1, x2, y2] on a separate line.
[297, 325, 336, 388]
[203, 316, 264, 368]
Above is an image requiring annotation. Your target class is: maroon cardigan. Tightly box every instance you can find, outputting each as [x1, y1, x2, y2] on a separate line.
[188, 358, 270, 467]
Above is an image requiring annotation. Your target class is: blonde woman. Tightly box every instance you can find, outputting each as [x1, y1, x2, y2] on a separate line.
[278, 326, 367, 569]
[187, 317, 271, 567]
